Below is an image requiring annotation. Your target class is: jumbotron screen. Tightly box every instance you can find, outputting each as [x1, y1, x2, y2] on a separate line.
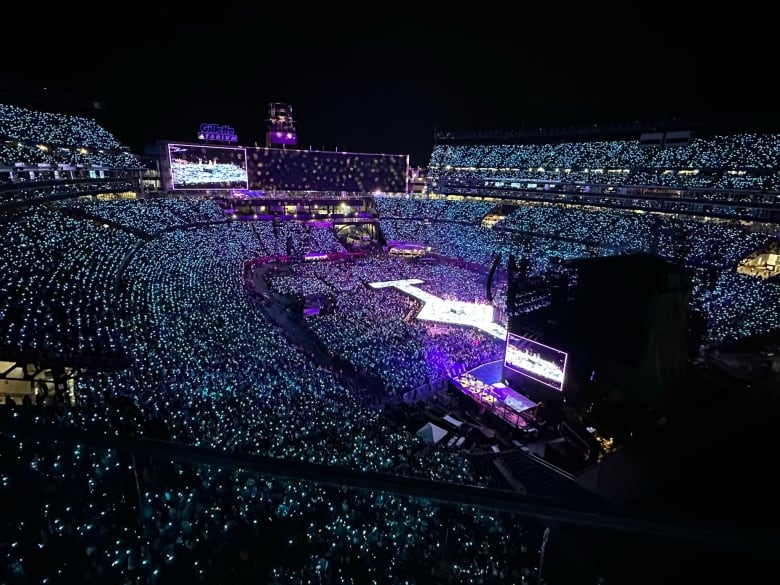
[504, 333, 567, 392]
[168, 144, 248, 190]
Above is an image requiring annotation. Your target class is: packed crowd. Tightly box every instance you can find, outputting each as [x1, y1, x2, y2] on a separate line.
[2, 397, 538, 584]
[1, 179, 135, 207]
[63, 197, 225, 236]
[2, 198, 776, 583]
[2, 204, 542, 584]
[427, 133, 780, 191]
[376, 197, 780, 344]
[0, 204, 135, 356]
[244, 148, 408, 193]
[2, 102, 779, 584]
[292, 255, 507, 396]
[0, 103, 142, 169]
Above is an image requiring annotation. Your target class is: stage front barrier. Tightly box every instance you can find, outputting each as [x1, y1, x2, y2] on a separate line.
[403, 377, 448, 403]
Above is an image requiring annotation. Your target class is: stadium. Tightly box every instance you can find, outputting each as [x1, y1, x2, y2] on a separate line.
[1, 90, 780, 585]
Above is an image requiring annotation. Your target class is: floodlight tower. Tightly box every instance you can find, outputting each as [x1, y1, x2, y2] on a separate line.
[266, 102, 298, 148]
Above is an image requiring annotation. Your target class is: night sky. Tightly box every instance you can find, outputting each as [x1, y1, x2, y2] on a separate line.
[5, 9, 777, 167]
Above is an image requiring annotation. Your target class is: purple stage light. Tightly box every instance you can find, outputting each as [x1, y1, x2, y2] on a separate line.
[268, 131, 298, 146]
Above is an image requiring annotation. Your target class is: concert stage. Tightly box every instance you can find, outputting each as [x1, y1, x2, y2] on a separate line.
[451, 360, 537, 429]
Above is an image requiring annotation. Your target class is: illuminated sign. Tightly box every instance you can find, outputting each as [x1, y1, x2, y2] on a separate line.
[198, 123, 238, 143]
[504, 333, 567, 392]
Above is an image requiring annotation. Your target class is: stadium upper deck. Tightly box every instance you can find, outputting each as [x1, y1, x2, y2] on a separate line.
[427, 124, 780, 224]
[0, 103, 143, 170]
[0, 103, 145, 209]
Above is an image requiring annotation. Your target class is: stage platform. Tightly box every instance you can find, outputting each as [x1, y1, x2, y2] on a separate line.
[451, 360, 537, 429]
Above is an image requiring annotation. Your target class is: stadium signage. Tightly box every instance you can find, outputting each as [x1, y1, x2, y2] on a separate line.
[197, 123, 238, 143]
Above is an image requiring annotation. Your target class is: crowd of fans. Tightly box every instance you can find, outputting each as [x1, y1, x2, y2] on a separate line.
[1, 103, 779, 584]
[0, 204, 135, 357]
[427, 134, 780, 192]
[2, 192, 777, 582]
[0, 103, 143, 211]
[376, 197, 780, 344]
[64, 198, 225, 236]
[244, 149, 408, 193]
[1, 179, 135, 207]
[294, 255, 507, 396]
[0, 104, 142, 169]
[1, 199, 542, 584]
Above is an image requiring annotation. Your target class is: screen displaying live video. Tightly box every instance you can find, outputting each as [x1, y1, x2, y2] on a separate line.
[168, 144, 248, 190]
[504, 333, 567, 392]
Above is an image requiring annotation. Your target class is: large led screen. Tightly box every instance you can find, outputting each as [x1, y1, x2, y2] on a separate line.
[168, 144, 248, 190]
[504, 333, 567, 392]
